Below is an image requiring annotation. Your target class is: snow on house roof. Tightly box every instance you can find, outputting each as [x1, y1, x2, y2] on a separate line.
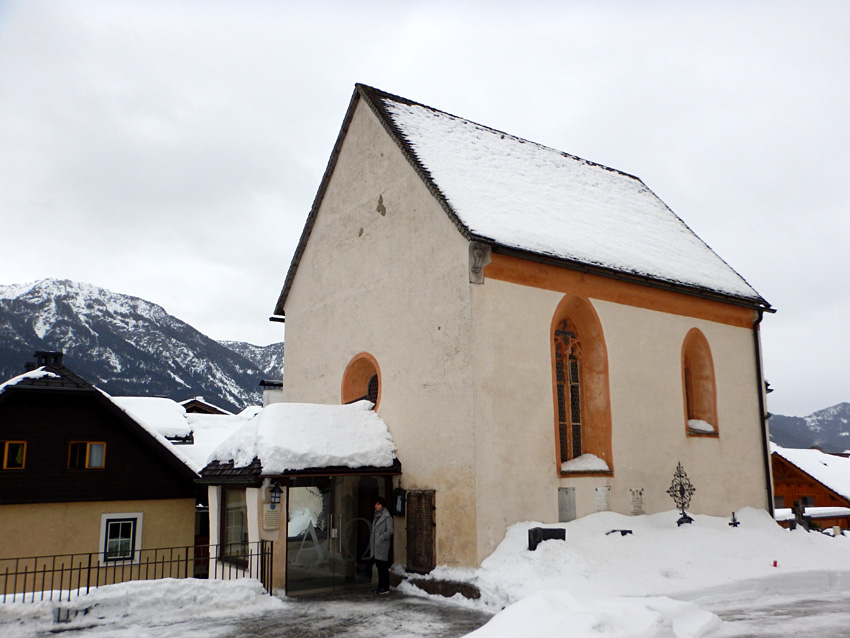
[108, 395, 203, 472]
[110, 395, 254, 472]
[773, 444, 850, 501]
[373, 86, 765, 304]
[0, 367, 60, 395]
[179, 396, 233, 415]
[209, 400, 396, 474]
[111, 396, 192, 438]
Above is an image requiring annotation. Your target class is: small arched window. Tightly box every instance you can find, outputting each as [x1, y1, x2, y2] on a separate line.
[341, 353, 381, 409]
[682, 328, 718, 435]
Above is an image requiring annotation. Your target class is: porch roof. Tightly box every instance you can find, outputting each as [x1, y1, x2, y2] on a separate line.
[201, 400, 397, 476]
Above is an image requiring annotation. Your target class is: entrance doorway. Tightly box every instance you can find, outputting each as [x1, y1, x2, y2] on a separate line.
[286, 475, 385, 594]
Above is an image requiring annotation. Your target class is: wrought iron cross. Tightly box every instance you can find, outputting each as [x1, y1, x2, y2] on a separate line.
[666, 462, 695, 526]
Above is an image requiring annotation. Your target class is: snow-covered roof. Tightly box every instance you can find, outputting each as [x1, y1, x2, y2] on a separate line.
[0, 367, 60, 395]
[112, 396, 192, 438]
[179, 396, 233, 415]
[209, 400, 396, 474]
[186, 411, 258, 470]
[110, 395, 255, 473]
[773, 444, 850, 501]
[275, 85, 770, 316]
[377, 87, 763, 303]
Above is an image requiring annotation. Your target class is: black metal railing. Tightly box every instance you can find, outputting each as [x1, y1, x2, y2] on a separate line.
[1, 541, 273, 603]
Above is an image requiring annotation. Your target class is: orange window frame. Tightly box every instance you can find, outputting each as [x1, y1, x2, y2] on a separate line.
[68, 441, 107, 469]
[2, 441, 26, 470]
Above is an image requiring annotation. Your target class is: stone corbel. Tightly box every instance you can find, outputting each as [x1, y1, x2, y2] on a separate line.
[469, 242, 491, 284]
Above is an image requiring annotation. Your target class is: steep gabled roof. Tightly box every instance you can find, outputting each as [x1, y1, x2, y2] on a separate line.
[274, 84, 770, 316]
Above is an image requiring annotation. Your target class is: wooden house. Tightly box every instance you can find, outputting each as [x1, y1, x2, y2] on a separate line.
[0, 352, 203, 562]
[772, 445, 850, 530]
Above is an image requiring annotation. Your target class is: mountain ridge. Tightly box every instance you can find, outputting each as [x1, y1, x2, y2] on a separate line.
[0, 278, 282, 413]
[769, 402, 850, 453]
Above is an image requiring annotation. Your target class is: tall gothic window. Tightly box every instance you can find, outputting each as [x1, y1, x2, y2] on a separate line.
[551, 296, 613, 476]
[554, 318, 583, 463]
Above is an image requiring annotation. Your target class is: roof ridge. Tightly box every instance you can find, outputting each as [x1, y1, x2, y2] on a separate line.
[355, 83, 644, 183]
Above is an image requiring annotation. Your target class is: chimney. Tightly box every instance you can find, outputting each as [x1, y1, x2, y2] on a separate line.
[32, 351, 64, 368]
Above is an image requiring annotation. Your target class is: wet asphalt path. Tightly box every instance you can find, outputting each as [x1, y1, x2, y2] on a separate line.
[225, 589, 493, 638]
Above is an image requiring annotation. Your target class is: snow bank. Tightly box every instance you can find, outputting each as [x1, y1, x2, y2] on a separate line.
[411, 508, 850, 636]
[466, 509, 850, 604]
[466, 591, 719, 638]
[0, 578, 282, 638]
[209, 400, 396, 472]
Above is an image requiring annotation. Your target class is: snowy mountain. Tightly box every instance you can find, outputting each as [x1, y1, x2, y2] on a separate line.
[769, 403, 850, 453]
[218, 340, 284, 378]
[0, 279, 283, 413]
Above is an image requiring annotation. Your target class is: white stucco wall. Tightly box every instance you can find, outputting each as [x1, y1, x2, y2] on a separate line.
[470, 277, 769, 562]
[281, 99, 479, 566]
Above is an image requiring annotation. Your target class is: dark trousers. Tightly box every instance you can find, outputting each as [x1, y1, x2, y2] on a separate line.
[375, 559, 390, 591]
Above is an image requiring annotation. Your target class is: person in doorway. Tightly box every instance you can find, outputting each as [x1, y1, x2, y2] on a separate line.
[370, 496, 393, 595]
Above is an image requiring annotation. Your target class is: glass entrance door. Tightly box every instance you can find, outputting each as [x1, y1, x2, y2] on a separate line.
[286, 475, 383, 594]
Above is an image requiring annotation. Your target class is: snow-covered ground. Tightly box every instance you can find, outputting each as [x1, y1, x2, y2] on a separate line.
[3, 508, 850, 637]
[0, 579, 283, 638]
[440, 507, 850, 637]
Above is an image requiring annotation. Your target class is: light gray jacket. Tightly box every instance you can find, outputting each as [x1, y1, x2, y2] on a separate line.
[370, 507, 393, 561]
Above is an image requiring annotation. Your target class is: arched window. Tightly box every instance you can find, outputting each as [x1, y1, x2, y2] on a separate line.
[681, 328, 718, 435]
[341, 353, 381, 409]
[551, 297, 613, 475]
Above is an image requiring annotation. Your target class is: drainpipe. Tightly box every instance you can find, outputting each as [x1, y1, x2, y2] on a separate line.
[753, 309, 774, 517]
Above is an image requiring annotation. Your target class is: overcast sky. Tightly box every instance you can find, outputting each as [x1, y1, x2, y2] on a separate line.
[0, 1, 847, 417]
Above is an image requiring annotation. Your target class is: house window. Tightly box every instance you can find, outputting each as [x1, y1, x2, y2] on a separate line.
[99, 512, 143, 563]
[68, 441, 106, 469]
[341, 352, 381, 409]
[681, 328, 718, 435]
[551, 296, 613, 476]
[2, 441, 26, 469]
[221, 488, 248, 564]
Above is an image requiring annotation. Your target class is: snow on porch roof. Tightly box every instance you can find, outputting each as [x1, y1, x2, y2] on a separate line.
[208, 400, 397, 475]
[371, 85, 766, 305]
